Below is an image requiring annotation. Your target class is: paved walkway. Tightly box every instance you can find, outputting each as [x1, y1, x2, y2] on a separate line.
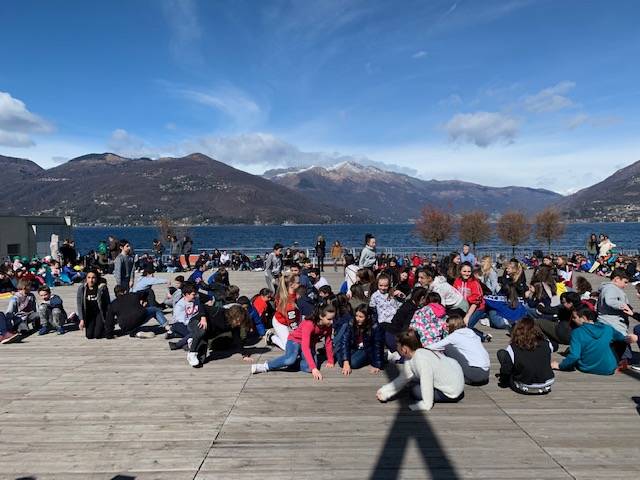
[1, 270, 639, 479]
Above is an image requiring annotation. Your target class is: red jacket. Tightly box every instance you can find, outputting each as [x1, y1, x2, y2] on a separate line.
[453, 277, 485, 311]
[274, 292, 300, 327]
[288, 319, 334, 371]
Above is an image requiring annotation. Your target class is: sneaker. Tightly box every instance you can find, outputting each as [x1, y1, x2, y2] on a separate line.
[164, 331, 176, 340]
[264, 330, 274, 346]
[67, 312, 78, 323]
[38, 326, 48, 336]
[483, 333, 493, 343]
[168, 341, 180, 351]
[56, 326, 65, 335]
[616, 359, 629, 372]
[0, 332, 21, 344]
[628, 364, 640, 373]
[251, 362, 268, 374]
[187, 351, 200, 367]
[386, 351, 402, 362]
[479, 318, 490, 327]
[135, 331, 156, 339]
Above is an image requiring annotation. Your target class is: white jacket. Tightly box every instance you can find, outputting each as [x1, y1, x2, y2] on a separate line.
[427, 327, 490, 370]
[430, 276, 464, 308]
[377, 349, 464, 411]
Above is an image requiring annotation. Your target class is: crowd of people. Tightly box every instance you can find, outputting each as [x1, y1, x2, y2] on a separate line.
[1, 232, 639, 411]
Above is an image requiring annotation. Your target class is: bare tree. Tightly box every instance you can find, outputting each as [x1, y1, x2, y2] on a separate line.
[157, 217, 174, 242]
[459, 211, 491, 253]
[534, 208, 566, 253]
[496, 211, 531, 256]
[416, 206, 453, 249]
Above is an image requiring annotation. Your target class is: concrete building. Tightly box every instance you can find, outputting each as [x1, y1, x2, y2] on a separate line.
[0, 215, 72, 258]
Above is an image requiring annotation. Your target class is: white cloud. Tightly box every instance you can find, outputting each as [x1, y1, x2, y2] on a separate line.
[523, 81, 575, 113]
[107, 129, 157, 158]
[182, 132, 419, 176]
[566, 113, 622, 130]
[175, 85, 264, 128]
[444, 111, 520, 147]
[0, 91, 53, 147]
[0, 131, 34, 147]
[412, 50, 427, 59]
[161, 0, 202, 64]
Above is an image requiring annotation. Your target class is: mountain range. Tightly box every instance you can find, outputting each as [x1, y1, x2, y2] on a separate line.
[264, 162, 561, 222]
[556, 159, 640, 222]
[1, 151, 633, 224]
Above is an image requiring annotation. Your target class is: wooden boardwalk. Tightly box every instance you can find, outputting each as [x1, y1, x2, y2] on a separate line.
[1, 271, 639, 479]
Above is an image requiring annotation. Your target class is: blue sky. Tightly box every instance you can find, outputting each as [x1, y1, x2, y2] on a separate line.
[1, 0, 639, 193]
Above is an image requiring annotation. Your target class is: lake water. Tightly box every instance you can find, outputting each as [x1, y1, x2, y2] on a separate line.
[72, 223, 638, 255]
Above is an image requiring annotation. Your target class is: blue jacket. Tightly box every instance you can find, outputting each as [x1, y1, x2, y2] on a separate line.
[335, 321, 385, 369]
[247, 304, 266, 336]
[559, 322, 626, 375]
[484, 295, 528, 322]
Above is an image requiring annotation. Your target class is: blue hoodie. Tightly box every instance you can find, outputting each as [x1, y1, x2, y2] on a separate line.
[559, 322, 626, 375]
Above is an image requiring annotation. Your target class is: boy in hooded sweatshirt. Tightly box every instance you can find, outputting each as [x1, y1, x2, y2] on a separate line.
[552, 304, 637, 375]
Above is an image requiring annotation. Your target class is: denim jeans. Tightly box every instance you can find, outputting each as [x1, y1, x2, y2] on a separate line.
[467, 309, 487, 329]
[487, 310, 512, 329]
[348, 348, 369, 369]
[267, 340, 317, 372]
[171, 322, 191, 349]
[145, 306, 167, 327]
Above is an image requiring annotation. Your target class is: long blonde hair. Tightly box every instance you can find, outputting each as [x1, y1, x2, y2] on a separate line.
[480, 256, 493, 276]
[276, 273, 300, 315]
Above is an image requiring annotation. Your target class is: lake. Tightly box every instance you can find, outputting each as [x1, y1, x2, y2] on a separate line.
[72, 223, 638, 255]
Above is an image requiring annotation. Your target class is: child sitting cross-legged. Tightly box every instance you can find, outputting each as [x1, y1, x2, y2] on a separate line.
[37, 285, 74, 335]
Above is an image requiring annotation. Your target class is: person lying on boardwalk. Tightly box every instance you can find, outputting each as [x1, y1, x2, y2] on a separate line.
[496, 318, 555, 395]
[251, 304, 335, 380]
[105, 286, 170, 339]
[376, 330, 465, 411]
[552, 304, 638, 375]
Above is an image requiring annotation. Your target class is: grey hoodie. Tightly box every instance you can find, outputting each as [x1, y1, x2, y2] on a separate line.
[358, 245, 377, 268]
[597, 282, 629, 335]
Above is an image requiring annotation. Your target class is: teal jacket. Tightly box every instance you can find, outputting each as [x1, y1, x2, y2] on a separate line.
[559, 322, 625, 375]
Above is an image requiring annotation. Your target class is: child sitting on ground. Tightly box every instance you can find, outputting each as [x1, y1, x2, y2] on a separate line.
[410, 292, 448, 348]
[251, 304, 335, 380]
[376, 330, 465, 411]
[427, 315, 490, 385]
[497, 317, 555, 395]
[335, 304, 384, 376]
[5, 279, 39, 333]
[37, 285, 73, 335]
[552, 304, 638, 375]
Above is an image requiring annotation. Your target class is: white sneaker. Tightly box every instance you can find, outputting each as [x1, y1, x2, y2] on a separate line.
[251, 362, 268, 374]
[479, 318, 490, 327]
[187, 351, 200, 367]
[135, 331, 155, 339]
[386, 351, 402, 362]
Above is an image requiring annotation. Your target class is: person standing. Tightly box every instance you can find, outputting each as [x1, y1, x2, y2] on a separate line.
[113, 239, 135, 294]
[315, 235, 326, 272]
[182, 235, 193, 271]
[460, 244, 476, 266]
[264, 243, 283, 293]
[152, 239, 165, 263]
[359, 234, 377, 269]
[586, 233, 598, 263]
[331, 240, 343, 272]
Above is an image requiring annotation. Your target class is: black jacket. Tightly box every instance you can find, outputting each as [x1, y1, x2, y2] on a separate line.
[387, 300, 418, 335]
[105, 293, 146, 337]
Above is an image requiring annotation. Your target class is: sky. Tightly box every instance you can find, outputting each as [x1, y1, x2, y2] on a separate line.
[1, 0, 639, 194]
